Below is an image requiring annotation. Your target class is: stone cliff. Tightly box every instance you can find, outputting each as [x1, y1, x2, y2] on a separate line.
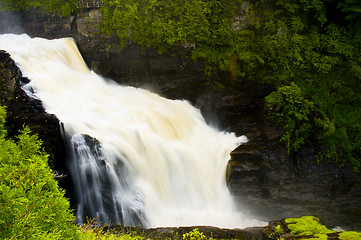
[0, 9, 360, 230]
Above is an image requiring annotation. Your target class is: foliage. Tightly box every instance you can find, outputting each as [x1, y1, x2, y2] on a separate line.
[265, 82, 314, 153]
[274, 224, 284, 235]
[283, 216, 361, 240]
[337, 0, 361, 24]
[78, 218, 146, 240]
[339, 231, 361, 240]
[98, 0, 361, 170]
[0, 105, 79, 239]
[285, 216, 335, 236]
[0, 105, 6, 138]
[0, 0, 78, 17]
[100, 0, 241, 75]
[183, 228, 206, 240]
[245, 0, 361, 170]
[78, 223, 144, 240]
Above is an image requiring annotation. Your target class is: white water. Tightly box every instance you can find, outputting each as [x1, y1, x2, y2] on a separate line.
[0, 34, 263, 228]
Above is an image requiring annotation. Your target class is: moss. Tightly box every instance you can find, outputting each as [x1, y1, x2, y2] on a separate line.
[285, 216, 335, 236]
[339, 231, 361, 240]
[308, 233, 328, 240]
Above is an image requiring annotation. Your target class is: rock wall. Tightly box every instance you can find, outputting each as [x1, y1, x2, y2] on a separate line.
[0, 50, 72, 196]
[0, 9, 360, 230]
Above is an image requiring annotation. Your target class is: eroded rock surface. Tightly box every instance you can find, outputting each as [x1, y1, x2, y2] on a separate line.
[0, 50, 71, 198]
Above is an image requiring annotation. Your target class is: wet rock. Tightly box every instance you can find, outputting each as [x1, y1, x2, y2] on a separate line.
[104, 225, 268, 240]
[0, 50, 71, 197]
[103, 218, 352, 240]
[228, 138, 361, 231]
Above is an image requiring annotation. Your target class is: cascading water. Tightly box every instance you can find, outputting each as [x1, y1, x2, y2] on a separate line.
[0, 34, 263, 228]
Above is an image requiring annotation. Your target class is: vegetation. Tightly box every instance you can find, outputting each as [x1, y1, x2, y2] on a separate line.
[285, 216, 335, 237]
[183, 228, 206, 240]
[78, 222, 145, 240]
[0, 105, 79, 239]
[98, 0, 361, 171]
[339, 231, 361, 240]
[272, 216, 361, 240]
[0, 0, 77, 17]
[253, 0, 361, 171]
[265, 82, 314, 153]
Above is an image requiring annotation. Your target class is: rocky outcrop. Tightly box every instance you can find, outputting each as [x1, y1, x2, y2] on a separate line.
[103, 217, 355, 240]
[105, 225, 267, 240]
[0, 50, 71, 196]
[1, 9, 361, 231]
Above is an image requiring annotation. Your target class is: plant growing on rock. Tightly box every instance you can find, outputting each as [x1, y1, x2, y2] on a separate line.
[98, 0, 361, 171]
[0, 105, 79, 239]
[99, 0, 242, 76]
[183, 228, 206, 240]
[285, 216, 334, 237]
[265, 82, 314, 153]
[278, 216, 361, 240]
[339, 231, 361, 240]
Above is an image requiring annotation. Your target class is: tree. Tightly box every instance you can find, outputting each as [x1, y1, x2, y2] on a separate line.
[0, 105, 79, 239]
[0, 0, 77, 17]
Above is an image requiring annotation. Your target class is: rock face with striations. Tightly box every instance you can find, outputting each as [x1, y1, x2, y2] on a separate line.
[0, 50, 71, 193]
[1, 9, 361, 230]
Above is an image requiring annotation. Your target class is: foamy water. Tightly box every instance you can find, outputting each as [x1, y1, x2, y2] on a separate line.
[0, 34, 264, 228]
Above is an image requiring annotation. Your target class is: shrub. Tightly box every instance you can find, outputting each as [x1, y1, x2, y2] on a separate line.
[265, 82, 314, 153]
[0, 105, 79, 239]
[183, 228, 206, 240]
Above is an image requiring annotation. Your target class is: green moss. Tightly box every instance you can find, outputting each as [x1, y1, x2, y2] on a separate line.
[285, 216, 334, 236]
[339, 231, 361, 240]
[308, 234, 328, 240]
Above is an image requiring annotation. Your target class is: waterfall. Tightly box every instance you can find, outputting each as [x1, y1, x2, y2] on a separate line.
[0, 34, 263, 228]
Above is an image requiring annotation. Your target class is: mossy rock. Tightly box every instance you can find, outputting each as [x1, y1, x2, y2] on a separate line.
[339, 231, 361, 240]
[285, 216, 334, 236]
[271, 216, 361, 240]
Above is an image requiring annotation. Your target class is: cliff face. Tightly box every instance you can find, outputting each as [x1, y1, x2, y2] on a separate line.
[0, 50, 72, 196]
[0, 9, 360, 230]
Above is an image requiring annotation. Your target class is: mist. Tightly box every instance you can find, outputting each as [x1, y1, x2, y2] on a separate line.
[0, 9, 24, 34]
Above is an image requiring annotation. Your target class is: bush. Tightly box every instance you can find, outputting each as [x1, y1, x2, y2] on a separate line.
[183, 228, 206, 240]
[265, 82, 314, 153]
[0, 105, 79, 239]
